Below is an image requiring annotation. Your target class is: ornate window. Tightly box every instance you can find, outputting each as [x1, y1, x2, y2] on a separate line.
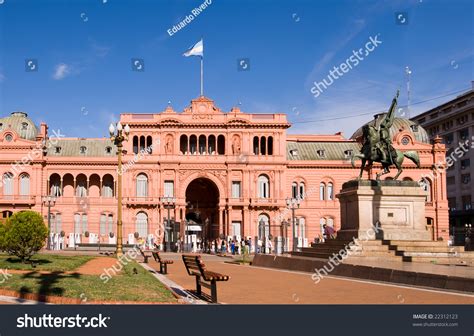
[19, 174, 30, 196]
[258, 175, 270, 198]
[136, 173, 148, 197]
[327, 182, 334, 200]
[136, 212, 148, 238]
[319, 182, 326, 200]
[3, 173, 13, 196]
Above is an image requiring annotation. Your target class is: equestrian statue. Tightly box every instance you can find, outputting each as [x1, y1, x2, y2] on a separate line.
[351, 90, 420, 180]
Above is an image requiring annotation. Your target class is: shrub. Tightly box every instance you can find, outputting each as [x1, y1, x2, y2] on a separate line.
[0, 211, 48, 262]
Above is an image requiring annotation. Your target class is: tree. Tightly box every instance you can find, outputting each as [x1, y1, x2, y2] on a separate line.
[0, 211, 48, 262]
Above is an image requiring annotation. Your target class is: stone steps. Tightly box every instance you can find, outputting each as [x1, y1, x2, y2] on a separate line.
[298, 239, 474, 267]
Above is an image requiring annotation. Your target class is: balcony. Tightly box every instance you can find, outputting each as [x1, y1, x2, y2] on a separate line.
[0, 195, 36, 205]
[53, 196, 117, 206]
[250, 198, 280, 206]
[123, 197, 159, 206]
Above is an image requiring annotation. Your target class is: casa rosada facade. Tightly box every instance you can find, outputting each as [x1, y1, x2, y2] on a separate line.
[0, 96, 449, 249]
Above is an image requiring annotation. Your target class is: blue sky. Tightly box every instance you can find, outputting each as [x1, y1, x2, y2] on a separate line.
[0, 0, 472, 138]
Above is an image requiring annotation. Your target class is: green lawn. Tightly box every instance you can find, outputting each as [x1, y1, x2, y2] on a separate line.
[0, 253, 93, 272]
[0, 259, 176, 303]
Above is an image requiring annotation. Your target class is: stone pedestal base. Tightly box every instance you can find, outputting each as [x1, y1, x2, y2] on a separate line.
[336, 180, 430, 241]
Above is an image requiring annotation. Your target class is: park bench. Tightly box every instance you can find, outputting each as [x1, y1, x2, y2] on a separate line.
[152, 251, 173, 274]
[139, 248, 152, 263]
[182, 254, 230, 303]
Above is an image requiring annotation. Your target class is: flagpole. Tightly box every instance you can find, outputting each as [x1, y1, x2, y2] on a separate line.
[200, 56, 204, 96]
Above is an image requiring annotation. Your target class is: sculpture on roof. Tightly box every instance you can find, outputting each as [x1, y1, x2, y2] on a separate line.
[351, 90, 420, 180]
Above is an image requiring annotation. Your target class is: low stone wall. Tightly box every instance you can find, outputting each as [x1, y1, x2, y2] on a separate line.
[252, 254, 474, 293]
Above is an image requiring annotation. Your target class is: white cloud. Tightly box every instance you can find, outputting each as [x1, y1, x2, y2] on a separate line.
[52, 63, 71, 80]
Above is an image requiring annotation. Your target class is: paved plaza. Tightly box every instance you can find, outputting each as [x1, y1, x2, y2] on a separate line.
[146, 254, 474, 304]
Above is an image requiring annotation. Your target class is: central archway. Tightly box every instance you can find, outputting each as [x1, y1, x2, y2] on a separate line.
[185, 178, 220, 249]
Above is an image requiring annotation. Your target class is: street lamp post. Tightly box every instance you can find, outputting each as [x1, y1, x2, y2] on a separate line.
[286, 197, 300, 252]
[109, 122, 130, 258]
[42, 195, 56, 250]
[161, 196, 176, 252]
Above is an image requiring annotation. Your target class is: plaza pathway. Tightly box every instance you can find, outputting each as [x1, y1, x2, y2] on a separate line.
[147, 254, 474, 304]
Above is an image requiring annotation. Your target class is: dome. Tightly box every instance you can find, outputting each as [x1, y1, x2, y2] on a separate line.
[0, 112, 39, 141]
[350, 113, 430, 144]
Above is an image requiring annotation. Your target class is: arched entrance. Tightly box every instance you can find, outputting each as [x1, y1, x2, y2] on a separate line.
[185, 178, 220, 252]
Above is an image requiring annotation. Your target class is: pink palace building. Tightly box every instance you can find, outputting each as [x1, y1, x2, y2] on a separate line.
[0, 96, 449, 250]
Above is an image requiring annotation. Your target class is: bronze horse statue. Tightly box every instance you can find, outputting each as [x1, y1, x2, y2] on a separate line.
[351, 123, 420, 180]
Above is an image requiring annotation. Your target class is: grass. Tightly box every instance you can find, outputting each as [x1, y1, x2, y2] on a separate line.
[0, 253, 93, 272]
[0, 259, 176, 303]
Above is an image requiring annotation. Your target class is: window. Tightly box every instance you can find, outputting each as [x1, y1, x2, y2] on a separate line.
[459, 129, 469, 140]
[76, 181, 87, 197]
[299, 182, 305, 199]
[344, 149, 353, 158]
[410, 125, 419, 132]
[217, 135, 225, 155]
[51, 213, 62, 233]
[461, 159, 470, 170]
[319, 182, 326, 200]
[448, 197, 456, 210]
[232, 181, 241, 198]
[21, 122, 28, 130]
[108, 215, 114, 234]
[79, 146, 87, 154]
[102, 178, 114, 198]
[136, 174, 148, 197]
[462, 174, 470, 184]
[133, 136, 139, 154]
[419, 178, 432, 203]
[164, 180, 174, 197]
[401, 137, 410, 145]
[100, 214, 107, 236]
[100, 214, 114, 236]
[291, 182, 298, 199]
[258, 175, 270, 198]
[136, 212, 148, 238]
[105, 146, 112, 154]
[55, 146, 62, 154]
[253, 137, 259, 155]
[317, 149, 326, 158]
[50, 181, 61, 197]
[82, 214, 88, 233]
[2, 210, 12, 219]
[19, 174, 30, 196]
[2, 173, 13, 196]
[268, 136, 273, 155]
[296, 217, 306, 241]
[74, 213, 88, 234]
[289, 149, 298, 157]
[4, 134, 12, 142]
[444, 133, 453, 145]
[447, 176, 455, 185]
[462, 195, 472, 210]
[327, 182, 334, 200]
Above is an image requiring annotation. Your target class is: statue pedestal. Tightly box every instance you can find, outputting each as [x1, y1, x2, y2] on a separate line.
[336, 180, 430, 241]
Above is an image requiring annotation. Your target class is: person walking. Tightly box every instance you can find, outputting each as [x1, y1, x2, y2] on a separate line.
[231, 240, 235, 255]
[221, 240, 226, 255]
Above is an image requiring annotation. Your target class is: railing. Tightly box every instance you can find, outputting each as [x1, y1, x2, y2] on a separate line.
[123, 197, 159, 205]
[0, 195, 36, 205]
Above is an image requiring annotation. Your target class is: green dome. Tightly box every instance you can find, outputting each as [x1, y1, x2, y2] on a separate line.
[350, 114, 430, 144]
[0, 112, 39, 141]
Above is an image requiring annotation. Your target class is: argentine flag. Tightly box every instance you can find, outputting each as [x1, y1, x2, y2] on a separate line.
[183, 39, 203, 57]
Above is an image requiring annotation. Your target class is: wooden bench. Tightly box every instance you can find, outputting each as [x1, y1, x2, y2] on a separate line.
[139, 249, 152, 263]
[152, 251, 173, 274]
[182, 254, 230, 303]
